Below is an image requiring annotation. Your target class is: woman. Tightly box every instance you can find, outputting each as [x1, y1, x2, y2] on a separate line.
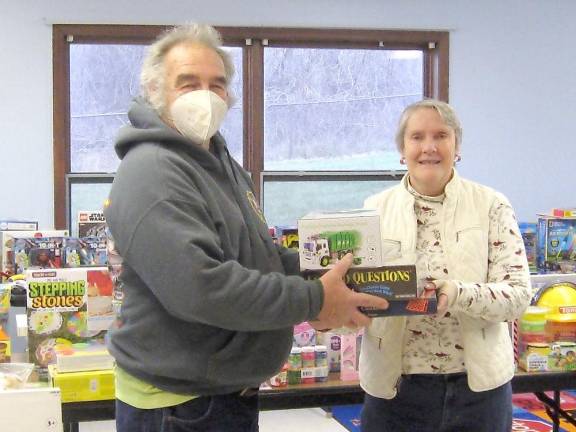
[360, 99, 532, 431]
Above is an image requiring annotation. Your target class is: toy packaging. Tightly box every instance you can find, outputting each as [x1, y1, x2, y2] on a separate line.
[1, 230, 69, 280]
[551, 208, 576, 218]
[324, 331, 342, 373]
[85, 268, 114, 332]
[304, 264, 437, 317]
[340, 329, 363, 381]
[0, 284, 10, 362]
[77, 211, 107, 238]
[547, 342, 576, 371]
[55, 341, 114, 373]
[519, 222, 537, 273]
[298, 209, 382, 270]
[12, 236, 67, 275]
[348, 265, 437, 316]
[64, 237, 108, 267]
[274, 226, 299, 249]
[293, 321, 316, 347]
[25, 267, 110, 371]
[0, 219, 38, 231]
[49, 365, 114, 402]
[536, 215, 576, 272]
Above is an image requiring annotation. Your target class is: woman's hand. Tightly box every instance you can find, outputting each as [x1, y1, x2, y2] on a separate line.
[424, 280, 458, 315]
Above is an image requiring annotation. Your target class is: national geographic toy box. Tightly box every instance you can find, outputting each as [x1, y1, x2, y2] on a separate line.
[298, 209, 382, 270]
[536, 216, 576, 272]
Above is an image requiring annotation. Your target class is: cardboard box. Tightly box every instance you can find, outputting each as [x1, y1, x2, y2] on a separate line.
[0, 220, 38, 231]
[0, 387, 62, 431]
[49, 365, 114, 402]
[537, 216, 576, 272]
[298, 209, 382, 270]
[340, 330, 363, 381]
[77, 211, 107, 238]
[519, 222, 537, 273]
[519, 352, 548, 372]
[56, 344, 114, 373]
[26, 268, 112, 369]
[548, 342, 576, 371]
[552, 208, 576, 218]
[325, 332, 341, 373]
[304, 265, 437, 317]
[0, 230, 69, 280]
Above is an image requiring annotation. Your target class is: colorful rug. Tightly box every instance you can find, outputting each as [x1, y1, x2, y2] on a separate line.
[331, 392, 576, 431]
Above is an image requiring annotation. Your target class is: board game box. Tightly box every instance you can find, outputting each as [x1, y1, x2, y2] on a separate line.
[26, 267, 112, 370]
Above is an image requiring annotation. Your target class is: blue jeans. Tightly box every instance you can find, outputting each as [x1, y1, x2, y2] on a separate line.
[361, 373, 512, 432]
[116, 390, 259, 432]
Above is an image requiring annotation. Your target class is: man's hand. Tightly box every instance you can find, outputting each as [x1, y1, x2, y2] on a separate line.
[315, 254, 389, 329]
[424, 279, 458, 316]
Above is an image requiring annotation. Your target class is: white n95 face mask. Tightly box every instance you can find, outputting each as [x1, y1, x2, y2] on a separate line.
[170, 90, 228, 148]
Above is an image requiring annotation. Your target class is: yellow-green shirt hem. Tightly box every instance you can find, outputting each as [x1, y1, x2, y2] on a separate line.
[115, 366, 197, 409]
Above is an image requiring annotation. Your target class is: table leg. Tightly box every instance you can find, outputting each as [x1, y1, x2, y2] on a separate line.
[534, 391, 576, 432]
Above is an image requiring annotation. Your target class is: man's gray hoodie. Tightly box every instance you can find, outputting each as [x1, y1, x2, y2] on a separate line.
[104, 98, 324, 395]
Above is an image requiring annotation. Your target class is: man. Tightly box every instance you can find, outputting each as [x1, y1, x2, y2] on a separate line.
[104, 23, 388, 432]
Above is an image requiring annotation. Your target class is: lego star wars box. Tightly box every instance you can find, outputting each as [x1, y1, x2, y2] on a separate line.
[77, 211, 106, 238]
[298, 209, 382, 270]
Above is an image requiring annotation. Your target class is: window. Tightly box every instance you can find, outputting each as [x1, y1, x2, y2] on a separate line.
[53, 25, 448, 229]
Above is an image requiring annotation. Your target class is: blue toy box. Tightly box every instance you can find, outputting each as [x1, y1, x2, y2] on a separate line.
[537, 216, 576, 272]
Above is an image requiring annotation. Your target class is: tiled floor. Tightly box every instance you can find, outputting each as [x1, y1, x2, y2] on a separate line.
[79, 408, 349, 431]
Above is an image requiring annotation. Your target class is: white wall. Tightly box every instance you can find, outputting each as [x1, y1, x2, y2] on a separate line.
[1, 0, 575, 225]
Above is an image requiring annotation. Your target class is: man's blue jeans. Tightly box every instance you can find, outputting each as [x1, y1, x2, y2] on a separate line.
[361, 373, 512, 432]
[116, 390, 259, 432]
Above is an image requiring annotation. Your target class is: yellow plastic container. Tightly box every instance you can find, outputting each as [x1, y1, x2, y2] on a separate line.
[519, 306, 549, 333]
[545, 316, 576, 342]
[49, 365, 114, 402]
[526, 342, 550, 356]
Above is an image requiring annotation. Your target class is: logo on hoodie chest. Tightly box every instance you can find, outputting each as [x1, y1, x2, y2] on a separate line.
[246, 191, 267, 225]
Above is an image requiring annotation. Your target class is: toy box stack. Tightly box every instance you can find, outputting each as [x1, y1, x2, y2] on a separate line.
[299, 209, 436, 316]
[537, 210, 576, 273]
[1, 211, 109, 282]
[518, 273, 576, 372]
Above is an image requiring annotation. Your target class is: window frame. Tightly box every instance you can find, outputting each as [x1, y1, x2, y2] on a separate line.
[53, 24, 449, 229]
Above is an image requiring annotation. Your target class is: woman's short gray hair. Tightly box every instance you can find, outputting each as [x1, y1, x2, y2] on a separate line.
[395, 99, 462, 152]
[140, 23, 235, 113]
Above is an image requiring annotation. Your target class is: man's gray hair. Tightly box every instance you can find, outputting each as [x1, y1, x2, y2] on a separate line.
[140, 23, 235, 113]
[395, 99, 462, 152]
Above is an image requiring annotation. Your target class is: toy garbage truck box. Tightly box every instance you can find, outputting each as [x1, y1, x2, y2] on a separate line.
[536, 216, 576, 272]
[298, 209, 382, 270]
